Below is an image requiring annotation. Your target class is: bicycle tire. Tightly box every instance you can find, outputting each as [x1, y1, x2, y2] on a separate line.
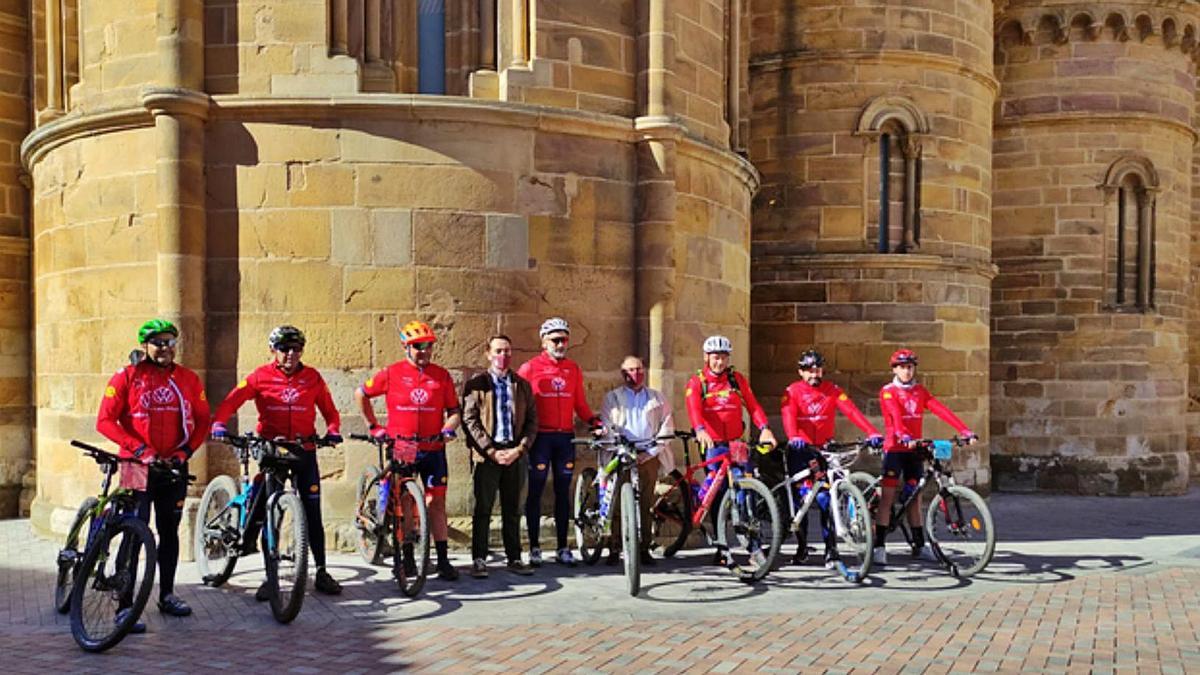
[926, 485, 995, 578]
[55, 497, 98, 614]
[355, 467, 385, 565]
[573, 467, 604, 565]
[194, 475, 239, 587]
[716, 476, 782, 583]
[832, 481, 873, 584]
[264, 492, 307, 624]
[651, 475, 693, 557]
[393, 479, 429, 598]
[620, 481, 640, 597]
[69, 516, 157, 653]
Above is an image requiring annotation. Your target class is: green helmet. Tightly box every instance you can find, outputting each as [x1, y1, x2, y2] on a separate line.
[138, 318, 179, 344]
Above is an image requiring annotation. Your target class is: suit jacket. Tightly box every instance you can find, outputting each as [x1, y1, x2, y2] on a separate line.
[461, 370, 537, 463]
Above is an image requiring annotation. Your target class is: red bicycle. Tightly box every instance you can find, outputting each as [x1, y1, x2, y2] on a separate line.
[649, 431, 782, 581]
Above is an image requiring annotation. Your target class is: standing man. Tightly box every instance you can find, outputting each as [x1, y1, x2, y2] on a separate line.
[599, 355, 675, 566]
[518, 317, 603, 567]
[461, 335, 538, 578]
[355, 320, 462, 581]
[780, 349, 883, 567]
[97, 318, 210, 628]
[210, 325, 344, 597]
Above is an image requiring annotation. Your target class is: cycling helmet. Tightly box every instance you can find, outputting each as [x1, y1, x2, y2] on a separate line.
[702, 335, 733, 354]
[399, 320, 437, 345]
[797, 349, 825, 369]
[539, 317, 570, 338]
[268, 325, 306, 350]
[138, 318, 178, 344]
[890, 349, 918, 367]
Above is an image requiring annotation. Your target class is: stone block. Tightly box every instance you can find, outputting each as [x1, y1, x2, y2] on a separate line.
[356, 164, 515, 211]
[286, 163, 356, 207]
[412, 211, 485, 267]
[330, 209, 371, 265]
[244, 260, 341, 312]
[415, 268, 540, 316]
[342, 267, 416, 312]
[370, 209, 412, 266]
[487, 215, 530, 270]
[239, 210, 331, 258]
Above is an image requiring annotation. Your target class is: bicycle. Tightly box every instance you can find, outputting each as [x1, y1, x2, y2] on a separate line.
[649, 432, 782, 582]
[765, 441, 873, 583]
[194, 433, 318, 623]
[57, 440, 190, 652]
[573, 434, 669, 597]
[351, 432, 435, 597]
[849, 438, 996, 577]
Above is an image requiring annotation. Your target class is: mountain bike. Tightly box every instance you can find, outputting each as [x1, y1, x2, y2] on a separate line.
[766, 441, 873, 583]
[649, 432, 782, 582]
[195, 433, 314, 623]
[352, 433, 435, 597]
[573, 435, 669, 597]
[849, 438, 995, 577]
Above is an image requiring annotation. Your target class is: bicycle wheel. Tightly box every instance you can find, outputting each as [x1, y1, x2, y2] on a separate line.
[194, 475, 239, 587]
[716, 476, 782, 583]
[832, 481, 873, 583]
[573, 467, 604, 565]
[55, 497, 98, 614]
[619, 481, 640, 597]
[355, 467, 385, 565]
[264, 492, 307, 624]
[393, 479, 430, 598]
[69, 516, 157, 653]
[651, 475, 693, 557]
[926, 485, 995, 578]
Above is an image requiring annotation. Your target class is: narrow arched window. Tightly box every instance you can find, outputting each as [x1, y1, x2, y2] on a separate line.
[856, 96, 928, 254]
[417, 0, 446, 93]
[1102, 157, 1158, 312]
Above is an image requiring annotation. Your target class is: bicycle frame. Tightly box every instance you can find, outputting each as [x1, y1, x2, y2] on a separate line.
[580, 436, 647, 536]
[673, 441, 760, 530]
[863, 440, 961, 537]
[777, 442, 862, 541]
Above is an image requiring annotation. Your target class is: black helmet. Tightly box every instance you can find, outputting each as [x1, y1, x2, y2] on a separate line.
[797, 349, 825, 370]
[268, 325, 306, 350]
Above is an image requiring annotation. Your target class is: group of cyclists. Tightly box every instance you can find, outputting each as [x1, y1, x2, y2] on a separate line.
[91, 313, 978, 630]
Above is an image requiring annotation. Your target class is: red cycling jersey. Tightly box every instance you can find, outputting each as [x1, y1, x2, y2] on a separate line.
[212, 362, 341, 446]
[684, 367, 769, 443]
[879, 381, 972, 452]
[517, 352, 596, 433]
[97, 361, 211, 461]
[360, 360, 459, 450]
[781, 380, 879, 446]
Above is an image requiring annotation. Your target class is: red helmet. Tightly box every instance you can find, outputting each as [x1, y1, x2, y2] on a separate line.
[399, 320, 437, 345]
[890, 349, 918, 367]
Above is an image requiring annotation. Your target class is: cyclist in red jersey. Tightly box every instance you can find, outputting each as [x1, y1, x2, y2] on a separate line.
[780, 349, 883, 567]
[874, 349, 977, 565]
[517, 317, 603, 567]
[684, 335, 777, 565]
[96, 318, 210, 627]
[210, 325, 344, 597]
[355, 320, 462, 581]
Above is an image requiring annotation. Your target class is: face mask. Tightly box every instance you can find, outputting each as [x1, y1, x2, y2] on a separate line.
[490, 354, 511, 371]
[623, 370, 645, 388]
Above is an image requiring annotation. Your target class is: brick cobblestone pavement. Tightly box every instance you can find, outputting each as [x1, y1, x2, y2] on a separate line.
[2, 491, 1198, 673]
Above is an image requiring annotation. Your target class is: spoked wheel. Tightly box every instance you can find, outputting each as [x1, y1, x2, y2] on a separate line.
[847, 472, 878, 508]
[832, 481, 873, 583]
[926, 486, 995, 578]
[619, 481, 640, 597]
[55, 497, 98, 614]
[69, 517, 157, 653]
[573, 467, 604, 565]
[716, 475, 782, 583]
[264, 492, 308, 624]
[194, 475, 240, 587]
[393, 480, 430, 598]
[650, 474, 693, 557]
[355, 467, 386, 565]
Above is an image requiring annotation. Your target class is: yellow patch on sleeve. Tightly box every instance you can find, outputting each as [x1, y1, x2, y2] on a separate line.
[685, 388, 693, 397]
[236, 380, 248, 389]
[365, 378, 374, 388]
[882, 392, 892, 400]
[200, 391, 207, 401]
[838, 393, 848, 401]
[104, 385, 116, 398]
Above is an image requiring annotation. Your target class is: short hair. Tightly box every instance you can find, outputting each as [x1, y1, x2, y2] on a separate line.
[486, 334, 512, 349]
[620, 355, 644, 368]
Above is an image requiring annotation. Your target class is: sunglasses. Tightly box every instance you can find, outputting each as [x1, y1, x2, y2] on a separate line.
[408, 342, 433, 351]
[146, 337, 177, 348]
[548, 336, 569, 345]
[276, 344, 304, 354]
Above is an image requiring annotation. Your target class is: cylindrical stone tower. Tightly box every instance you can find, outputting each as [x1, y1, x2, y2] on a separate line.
[748, 1, 996, 485]
[991, 3, 1196, 494]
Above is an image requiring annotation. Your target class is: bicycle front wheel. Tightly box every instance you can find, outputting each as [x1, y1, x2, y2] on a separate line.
[69, 516, 157, 653]
[716, 476, 782, 583]
[651, 474, 692, 557]
[55, 497, 98, 614]
[394, 479, 429, 598]
[833, 481, 873, 583]
[355, 467, 385, 565]
[194, 475, 239, 587]
[264, 492, 308, 624]
[573, 467, 604, 565]
[620, 481, 640, 597]
[926, 485, 995, 578]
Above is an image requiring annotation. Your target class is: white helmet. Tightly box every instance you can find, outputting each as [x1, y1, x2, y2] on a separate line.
[539, 317, 570, 338]
[703, 335, 732, 354]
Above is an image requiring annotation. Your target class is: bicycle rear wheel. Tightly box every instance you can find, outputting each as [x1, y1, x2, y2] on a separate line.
[264, 492, 308, 624]
[55, 497, 98, 614]
[394, 479, 429, 598]
[716, 476, 781, 583]
[620, 482, 640, 597]
[650, 474, 692, 557]
[926, 485, 995, 577]
[194, 475, 239, 587]
[832, 481, 873, 583]
[355, 467, 385, 565]
[573, 467, 604, 565]
[69, 517, 157, 653]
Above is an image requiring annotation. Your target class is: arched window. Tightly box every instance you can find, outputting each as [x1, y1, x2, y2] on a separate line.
[856, 96, 929, 253]
[1101, 157, 1158, 311]
[417, 0, 447, 93]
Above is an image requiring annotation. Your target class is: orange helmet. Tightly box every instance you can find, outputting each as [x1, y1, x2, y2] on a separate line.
[399, 320, 437, 345]
[890, 349, 918, 367]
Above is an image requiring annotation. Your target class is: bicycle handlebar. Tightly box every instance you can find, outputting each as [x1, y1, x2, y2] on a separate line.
[349, 433, 444, 444]
[70, 440, 195, 483]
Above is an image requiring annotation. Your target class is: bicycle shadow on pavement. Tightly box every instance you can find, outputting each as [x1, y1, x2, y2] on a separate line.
[967, 549, 1150, 585]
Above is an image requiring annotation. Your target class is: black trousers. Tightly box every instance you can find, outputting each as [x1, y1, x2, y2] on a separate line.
[472, 452, 526, 562]
[133, 462, 188, 600]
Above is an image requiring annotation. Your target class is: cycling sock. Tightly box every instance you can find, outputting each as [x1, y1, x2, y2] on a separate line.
[874, 524, 887, 547]
[911, 526, 925, 550]
[435, 540, 449, 564]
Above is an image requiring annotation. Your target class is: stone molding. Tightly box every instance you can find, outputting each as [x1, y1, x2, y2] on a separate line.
[748, 50, 1000, 95]
[996, 6, 1200, 60]
[993, 110, 1198, 142]
[753, 253, 999, 281]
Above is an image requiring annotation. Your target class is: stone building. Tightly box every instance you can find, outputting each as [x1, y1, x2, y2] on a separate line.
[0, 1, 1195, 543]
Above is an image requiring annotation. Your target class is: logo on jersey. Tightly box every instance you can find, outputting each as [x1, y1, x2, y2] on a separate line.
[904, 398, 920, 416]
[141, 386, 176, 408]
[279, 387, 301, 404]
[550, 377, 567, 392]
[410, 388, 430, 405]
[807, 401, 824, 416]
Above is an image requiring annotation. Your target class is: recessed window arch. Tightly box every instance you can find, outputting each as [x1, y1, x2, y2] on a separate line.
[856, 96, 930, 253]
[1101, 156, 1158, 311]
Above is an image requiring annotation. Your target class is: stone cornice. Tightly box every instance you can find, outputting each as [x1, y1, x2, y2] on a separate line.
[142, 87, 212, 121]
[748, 50, 999, 95]
[635, 116, 760, 195]
[753, 253, 999, 280]
[994, 111, 1198, 143]
[21, 105, 154, 170]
